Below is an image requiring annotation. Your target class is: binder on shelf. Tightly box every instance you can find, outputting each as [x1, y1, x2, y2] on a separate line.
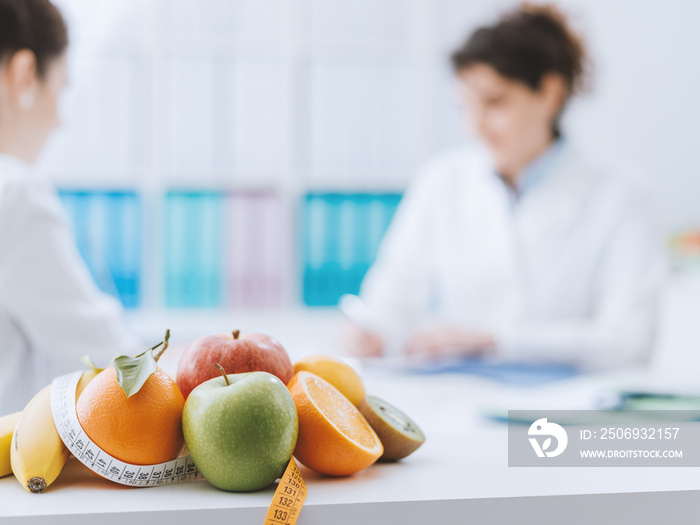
[302, 192, 402, 306]
[226, 191, 286, 308]
[164, 190, 224, 308]
[58, 189, 141, 309]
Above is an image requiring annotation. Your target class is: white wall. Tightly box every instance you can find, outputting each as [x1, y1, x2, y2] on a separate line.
[41, 0, 700, 233]
[560, 0, 700, 234]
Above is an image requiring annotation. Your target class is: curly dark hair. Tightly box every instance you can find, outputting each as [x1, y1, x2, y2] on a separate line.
[451, 3, 589, 98]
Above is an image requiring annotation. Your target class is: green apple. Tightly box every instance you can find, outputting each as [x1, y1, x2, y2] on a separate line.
[182, 365, 298, 492]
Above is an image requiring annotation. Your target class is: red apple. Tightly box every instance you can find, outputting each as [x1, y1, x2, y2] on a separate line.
[176, 330, 294, 399]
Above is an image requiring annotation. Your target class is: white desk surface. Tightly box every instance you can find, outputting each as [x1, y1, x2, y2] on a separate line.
[3, 273, 700, 524]
[3, 366, 700, 525]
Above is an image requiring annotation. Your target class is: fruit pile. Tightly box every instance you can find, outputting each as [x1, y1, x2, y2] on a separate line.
[0, 329, 425, 494]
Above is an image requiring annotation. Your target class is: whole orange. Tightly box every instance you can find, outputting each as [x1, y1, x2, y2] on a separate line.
[293, 354, 366, 406]
[76, 366, 185, 465]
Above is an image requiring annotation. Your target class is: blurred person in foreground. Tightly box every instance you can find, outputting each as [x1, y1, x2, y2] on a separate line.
[344, 3, 666, 371]
[0, 0, 137, 413]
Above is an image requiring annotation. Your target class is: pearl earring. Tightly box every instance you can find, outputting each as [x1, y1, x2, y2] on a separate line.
[19, 92, 34, 109]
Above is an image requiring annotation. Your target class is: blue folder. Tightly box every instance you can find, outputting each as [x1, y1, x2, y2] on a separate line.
[302, 192, 402, 306]
[58, 189, 141, 308]
[395, 357, 580, 386]
[164, 190, 224, 308]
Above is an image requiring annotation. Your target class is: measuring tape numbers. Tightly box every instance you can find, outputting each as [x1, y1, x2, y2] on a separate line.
[51, 371, 307, 525]
[264, 457, 307, 525]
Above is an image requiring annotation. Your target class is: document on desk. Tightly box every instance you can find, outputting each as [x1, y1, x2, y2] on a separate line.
[363, 355, 580, 386]
[481, 386, 700, 426]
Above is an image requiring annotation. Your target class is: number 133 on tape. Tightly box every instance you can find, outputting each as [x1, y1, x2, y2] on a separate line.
[264, 457, 306, 525]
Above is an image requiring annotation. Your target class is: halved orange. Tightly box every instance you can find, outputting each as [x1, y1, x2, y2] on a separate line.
[287, 371, 382, 476]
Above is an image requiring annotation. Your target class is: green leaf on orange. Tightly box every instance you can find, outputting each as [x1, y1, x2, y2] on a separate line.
[113, 329, 170, 398]
[113, 352, 157, 398]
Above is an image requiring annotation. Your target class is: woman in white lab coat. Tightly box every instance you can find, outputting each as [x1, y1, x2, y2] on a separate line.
[0, 0, 137, 413]
[346, 4, 665, 370]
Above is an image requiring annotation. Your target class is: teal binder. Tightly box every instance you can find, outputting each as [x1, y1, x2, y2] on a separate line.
[164, 190, 224, 308]
[58, 189, 141, 308]
[302, 192, 401, 306]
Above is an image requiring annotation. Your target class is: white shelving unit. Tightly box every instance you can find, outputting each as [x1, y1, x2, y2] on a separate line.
[37, 0, 484, 311]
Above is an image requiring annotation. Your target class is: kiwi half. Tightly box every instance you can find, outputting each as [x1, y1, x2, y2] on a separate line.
[359, 395, 425, 461]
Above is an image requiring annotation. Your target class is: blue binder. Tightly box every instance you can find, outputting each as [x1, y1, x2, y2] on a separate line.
[302, 192, 402, 306]
[58, 189, 141, 309]
[164, 190, 224, 308]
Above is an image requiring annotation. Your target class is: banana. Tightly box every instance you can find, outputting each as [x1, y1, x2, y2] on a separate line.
[0, 412, 22, 477]
[11, 370, 99, 493]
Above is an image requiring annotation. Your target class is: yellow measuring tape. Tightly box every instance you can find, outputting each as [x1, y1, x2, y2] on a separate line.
[264, 457, 307, 525]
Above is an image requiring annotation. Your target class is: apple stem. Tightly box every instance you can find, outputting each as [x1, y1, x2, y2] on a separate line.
[232, 330, 240, 340]
[215, 363, 230, 386]
[152, 329, 170, 362]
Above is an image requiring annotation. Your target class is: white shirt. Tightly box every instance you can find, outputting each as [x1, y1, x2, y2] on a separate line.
[359, 141, 667, 371]
[0, 154, 139, 413]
